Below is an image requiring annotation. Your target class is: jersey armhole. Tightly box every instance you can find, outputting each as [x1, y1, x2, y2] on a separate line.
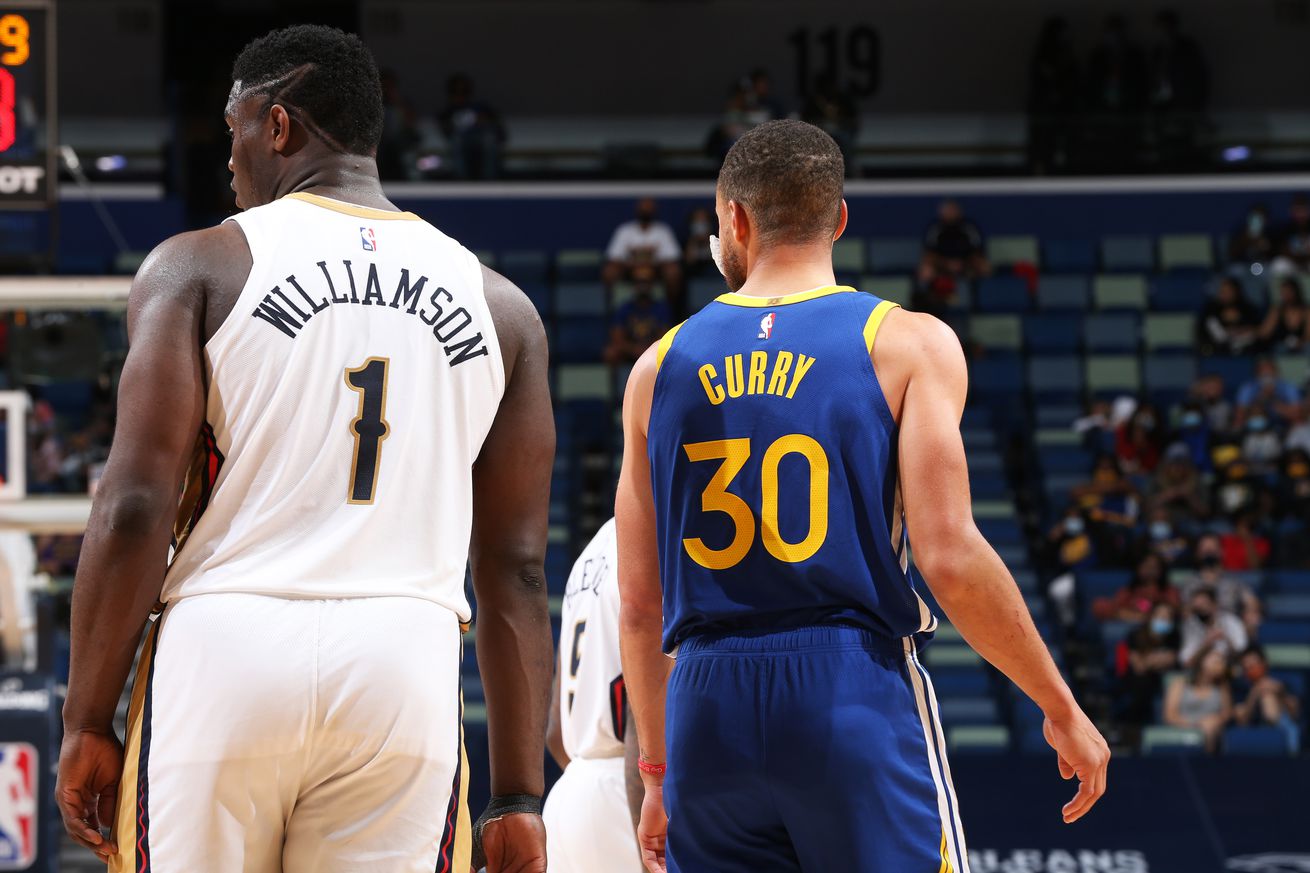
[862, 300, 899, 354]
[654, 321, 686, 373]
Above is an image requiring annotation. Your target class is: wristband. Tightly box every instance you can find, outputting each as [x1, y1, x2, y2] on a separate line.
[638, 758, 667, 777]
[470, 793, 543, 869]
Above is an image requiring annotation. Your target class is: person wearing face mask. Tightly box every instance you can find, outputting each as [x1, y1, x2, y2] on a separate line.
[1180, 586, 1250, 670]
[1047, 505, 1097, 574]
[1257, 278, 1310, 353]
[1235, 357, 1301, 429]
[1233, 647, 1302, 753]
[1150, 442, 1210, 524]
[1240, 403, 1284, 475]
[1116, 403, 1164, 474]
[603, 266, 673, 366]
[1145, 506, 1191, 566]
[1180, 533, 1261, 627]
[1272, 194, 1310, 275]
[1284, 397, 1310, 456]
[1229, 204, 1275, 267]
[1187, 374, 1233, 436]
[603, 198, 685, 315]
[1093, 551, 1179, 622]
[682, 207, 717, 278]
[1197, 278, 1260, 356]
[1218, 513, 1272, 576]
[1117, 602, 1181, 735]
[1164, 646, 1234, 754]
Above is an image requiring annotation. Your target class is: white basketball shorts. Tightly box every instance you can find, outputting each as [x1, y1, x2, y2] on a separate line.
[543, 756, 640, 873]
[109, 593, 470, 873]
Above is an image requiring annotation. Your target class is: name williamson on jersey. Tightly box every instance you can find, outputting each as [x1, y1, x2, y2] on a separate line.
[250, 259, 489, 366]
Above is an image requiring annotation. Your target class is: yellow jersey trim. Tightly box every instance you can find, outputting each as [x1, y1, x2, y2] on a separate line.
[655, 322, 685, 372]
[713, 285, 855, 308]
[285, 191, 422, 221]
[863, 299, 900, 353]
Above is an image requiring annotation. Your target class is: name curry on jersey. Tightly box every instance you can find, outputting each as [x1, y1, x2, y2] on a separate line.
[696, 349, 817, 405]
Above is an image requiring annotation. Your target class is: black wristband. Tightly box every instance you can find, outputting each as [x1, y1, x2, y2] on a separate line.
[470, 794, 543, 869]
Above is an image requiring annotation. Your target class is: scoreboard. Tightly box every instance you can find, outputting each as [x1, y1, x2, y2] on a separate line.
[0, 0, 54, 210]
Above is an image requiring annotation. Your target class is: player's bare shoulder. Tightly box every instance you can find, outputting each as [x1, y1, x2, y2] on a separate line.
[129, 222, 252, 340]
[869, 307, 966, 420]
[480, 264, 548, 381]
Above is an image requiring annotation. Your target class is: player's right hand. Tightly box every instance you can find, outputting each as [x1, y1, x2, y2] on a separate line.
[1042, 711, 1110, 824]
[55, 728, 123, 862]
[478, 812, 547, 873]
[637, 783, 668, 873]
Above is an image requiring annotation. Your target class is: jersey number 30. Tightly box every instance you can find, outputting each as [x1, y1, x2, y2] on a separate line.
[345, 357, 391, 504]
[682, 435, 829, 570]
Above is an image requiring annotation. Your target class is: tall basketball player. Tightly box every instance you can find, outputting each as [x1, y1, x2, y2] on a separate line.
[543, 518, 643, 872]
[617, 120, 1110, 873]
[54, 26, 552, 873]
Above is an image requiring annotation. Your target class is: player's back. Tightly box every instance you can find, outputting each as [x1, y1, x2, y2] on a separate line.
[161, 192, 503, 618]
[647, 285, 936, 651]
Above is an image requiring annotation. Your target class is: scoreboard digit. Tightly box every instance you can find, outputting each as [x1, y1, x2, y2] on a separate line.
[0, 0, 54, 211]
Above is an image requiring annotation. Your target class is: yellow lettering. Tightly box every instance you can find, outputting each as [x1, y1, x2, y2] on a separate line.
[748, 351, 768, 395]
[698, 364, 725, 405]
[725, 354, 745, 398]
[786, 354, 816, 399]
[767, 351, 794, 395]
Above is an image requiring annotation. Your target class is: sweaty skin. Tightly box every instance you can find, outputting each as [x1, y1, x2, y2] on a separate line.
[56, 83, 553, 872]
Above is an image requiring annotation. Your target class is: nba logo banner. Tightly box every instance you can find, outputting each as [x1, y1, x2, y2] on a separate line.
[758, 312, 776, 340]
[0, 743, 37, 869]
[360, 227, 377, 252]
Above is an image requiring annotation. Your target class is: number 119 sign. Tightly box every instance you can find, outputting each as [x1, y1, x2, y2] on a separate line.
[0, 0, 55, 210]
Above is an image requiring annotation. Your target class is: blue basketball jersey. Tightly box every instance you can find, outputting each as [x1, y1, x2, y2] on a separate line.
[647, 285, 938, 652]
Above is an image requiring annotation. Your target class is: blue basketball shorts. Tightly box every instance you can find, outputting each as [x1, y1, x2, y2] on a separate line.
[664, 624, 970, 872]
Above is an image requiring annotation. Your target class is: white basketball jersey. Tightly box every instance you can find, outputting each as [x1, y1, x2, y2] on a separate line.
[558, 519, 626, 760]
[160, 192, 504, 620]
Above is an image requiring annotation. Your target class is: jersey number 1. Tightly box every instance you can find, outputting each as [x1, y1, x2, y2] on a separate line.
[345, 357, 390, 504]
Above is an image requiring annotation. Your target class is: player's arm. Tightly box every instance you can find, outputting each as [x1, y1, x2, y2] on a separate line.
[615, 344, 672, 873]
[468, 266, 553, 871]
[546, 664, 569, 770]
[56, 231, 216, 857]
[889, 313, 1110, 824]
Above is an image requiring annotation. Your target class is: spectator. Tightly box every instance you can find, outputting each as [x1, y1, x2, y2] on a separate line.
[1084, 15, 1146, 171]
[1047, 505, 1097, 572]
[802, 74, 859, 177]
[1093, 552, 1179, 622]
[377, 69, 420, 181]
[1027, 16, 1081, 174]
[438, 73, 505, 180]
[1228, 205, 1275, 267]
[1075, 397, 1125, 456]
[1212, 447, 1264, 520]
[1240, 406, 1283, 475]
[1219, 513, 1271, 573]
[917, 199, 991, 304]
[1116, 402, 1164, 474]
[602, 265, 671, 366]
[1150, 442, 1210, 523]
[1233, 647, 1301, 751]
[1234, 357, 1300, 428]
[1172, 402, 1213, 471]
[1196, 277, 1260, 356]
[1118, 602, 1181, 728]
[1145, 506, 1191, 566]
[1285, 397, 1310, 455]
[1181, 534, 1261, 634]
[707, 82, 755, 161]
[1276, 447, 1310, 518]
[746, 68, 786, 122]
[1074, 455, 1141, 560]
[1147, 9, 1209, 168]
[683, 207, 716, 277]
[1163, 645, 1233, 753]
[1272, 194, 1310, 274]
[1258, 278, 1310, 353]
[1180, 588, 1249, 668]
[602, 199, 684, 311]
[1188, 373, 1233, 435]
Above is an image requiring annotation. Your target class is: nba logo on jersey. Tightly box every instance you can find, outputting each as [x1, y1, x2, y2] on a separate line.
[0, 743, 37, 868]
[758, 312, 776, 340]
[360, 227, 377, 252]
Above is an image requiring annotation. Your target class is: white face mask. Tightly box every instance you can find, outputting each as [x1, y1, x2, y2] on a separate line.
[709, 234, 726, 277]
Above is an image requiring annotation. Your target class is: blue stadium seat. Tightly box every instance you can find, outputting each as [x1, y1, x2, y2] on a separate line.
[1151, 274, 1207, 311]
[1038, 445, 1091, 474]
[1035, 403, 1082, 428]
[1144, 355, 1198, 393]
[1078, 570, 1130, 601]
[976, 518, 1024, 545]
[1084, 313, 1141, 352]
[1027, 355, 1084, 398]
[518, 281, 552, 316]
[976, 276, 1032, 312]
[1224, 726, 1295, 757]
[1266, 594, 1310, 620]
[1037, 275, 1091, 310]
[1198, 355, 1255, 389]
[1269, 570, 1310, 593]
[554, 282, 607, 317]
[937, 696, 1001, 726]
[555, 249, 604, 282]
[1259, 622, 1310, 644]
[1101, 235, 1156, 272]
[1018, 725, 1051, 755]
[970, 356, 1025, 396]
[497, 249, 550, 284]
[1023, 313, 1083, 354]
[930, 669, 992, 697]
[688, 277, 725, 312]
[553, 317, 609, 363]
[867, 237, 922, 274]
[1042, 240, 1097, 273]
[970, 472, 1010, 499]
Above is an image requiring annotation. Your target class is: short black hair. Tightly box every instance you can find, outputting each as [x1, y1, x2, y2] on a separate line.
[232, 24, 383, 156]
[718, 119, 845, 247]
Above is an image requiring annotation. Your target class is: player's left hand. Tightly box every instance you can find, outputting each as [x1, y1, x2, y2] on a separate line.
[478, 812, 547, 873]
[55, 728, 123, 862]
[637, 783, 668, 873]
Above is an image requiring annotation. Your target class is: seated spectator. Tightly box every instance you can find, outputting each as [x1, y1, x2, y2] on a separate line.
[683, 207, 716, 277]
[1074, 397, 1125, 455]
[1093, 551, 1179, 621]
[1180, 581, 1251, 667]
[746, 68, 786, 122]
[1285, 397, 1310, 455]
[603, 266, 671, 365]
[1188, 373, 1233, 435]
[1235, 357, 1301, 428]
[916, 199, 991, 306]
[1272, 194, 1310, 275]
[1145, 506, 1191, 566]
[1046, 505, 1096, 572]
[1228, 204, 1275, 267]
[1173, 401, 1213, 471]
[1181, 534, 1261, 627]
[1276, 447, 1310, 518]
[1258, 278, 1310, 353]
[603, 199, 684, 311]
[707, 82, 755, 160]
[1116, 402, 1164, 474]
[1211, 447, 1265, 520]
[1163, 646, 1233, 753]
[1196, 277, 1260, 356]
[1219, 512, 1271, 572]
[1073, 455, 1141, 561]
[802, 74, 858, 177]
[1118, 602, 1181, 729]
[1150, 442, 1210, 523]
[1240, 405, 1283, 475]
[438, 74, 505, 180]
[1233, 646, 1301, 751]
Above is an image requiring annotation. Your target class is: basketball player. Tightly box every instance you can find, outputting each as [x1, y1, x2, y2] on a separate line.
[543, 518, 643, 872]
[616, 119, 1110, 873]
[53, 26, 552, 873]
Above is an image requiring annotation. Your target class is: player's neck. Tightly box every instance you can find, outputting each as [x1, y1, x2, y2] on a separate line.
[734, 247, 837, 298]
[277, 157, 397, 212]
